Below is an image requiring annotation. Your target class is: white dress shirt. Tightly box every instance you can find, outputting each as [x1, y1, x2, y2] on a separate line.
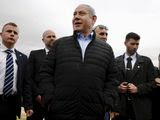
[0, 44, 17, 94]
[77, 32, 93, 60]
[45, 47, 49, 55]
[124, 52, 137, 69]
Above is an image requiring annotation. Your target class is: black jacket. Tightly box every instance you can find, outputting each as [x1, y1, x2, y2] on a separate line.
[39, 33, 119, 120]
[1, 49, 27, 118]
[116, 54, 156, 120]
[23, 49, 46, 110]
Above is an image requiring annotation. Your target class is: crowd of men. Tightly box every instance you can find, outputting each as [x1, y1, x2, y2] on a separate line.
[0, 4, 160, 120]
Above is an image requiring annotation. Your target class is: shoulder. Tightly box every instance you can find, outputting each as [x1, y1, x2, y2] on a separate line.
[57, 35, 73, 42]
[138, 54, 153, 64]
[15, 49, 27, 57]
[50, 35, 74, 49]
[115, 55, 124, 61]
[94, 39, 108, 46]
[30, 49, 44, 54]
[56, 35, 74, 44]
[94, 39, 113, 51]
[116, 55, 123, 59]
[138, 54, 152, 61]
[15, 49, 28, 60]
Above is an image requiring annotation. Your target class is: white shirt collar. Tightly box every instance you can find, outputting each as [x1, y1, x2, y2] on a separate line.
[44, 47, 49, 54]
[0, 43, 15, 53]
[124, 52, 136, 60]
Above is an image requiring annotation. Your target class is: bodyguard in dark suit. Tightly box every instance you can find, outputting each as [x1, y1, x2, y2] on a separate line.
[0, 22, 27, 120]
[152, 67, 160, 120]
[23, 30, 56, 120]
[114, 32, 156, 120]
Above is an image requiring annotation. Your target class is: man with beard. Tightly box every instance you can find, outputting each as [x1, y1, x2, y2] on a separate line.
[115, 32, 155, 120]
[23, 30, 56, 120]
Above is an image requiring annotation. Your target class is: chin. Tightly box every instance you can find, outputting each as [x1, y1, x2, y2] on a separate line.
[74, 29, 82, 32]
[8, 40, 16, 44]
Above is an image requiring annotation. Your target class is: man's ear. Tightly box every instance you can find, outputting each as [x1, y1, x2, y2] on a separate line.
[0, 32, 2, 39]
[124, 41, 127, 46]
[93, 15, 97, 23]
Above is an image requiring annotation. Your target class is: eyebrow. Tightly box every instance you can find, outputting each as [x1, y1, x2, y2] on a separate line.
[47, 35, 56, 38]
[6, 30, 18, 35]
[99, 32, 108, 36]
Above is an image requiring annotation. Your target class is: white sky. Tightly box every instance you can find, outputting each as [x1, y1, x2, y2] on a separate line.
[0, 0, 160, 66]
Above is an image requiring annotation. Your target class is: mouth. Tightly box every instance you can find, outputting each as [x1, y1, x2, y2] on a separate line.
[74, 21, 82, 26]
[8, 38, 15, 41]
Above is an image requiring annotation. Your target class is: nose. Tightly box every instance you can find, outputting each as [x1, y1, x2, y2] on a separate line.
[10, 31, 15, 36]
[73, 13, 80, 20]
[50, 35, 56, 39]
[133, 44, 138, 49]
[52, 36, 56, 40]
[103, 36, 107, 39]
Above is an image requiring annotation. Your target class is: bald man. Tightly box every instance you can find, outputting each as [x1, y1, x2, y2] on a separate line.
[23, 30, 56, 120]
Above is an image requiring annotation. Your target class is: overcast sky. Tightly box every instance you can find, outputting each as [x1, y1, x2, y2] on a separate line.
[0, 0, 160, 66]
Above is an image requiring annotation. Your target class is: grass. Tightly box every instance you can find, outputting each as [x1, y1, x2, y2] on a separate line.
[17, 107, 26, 120]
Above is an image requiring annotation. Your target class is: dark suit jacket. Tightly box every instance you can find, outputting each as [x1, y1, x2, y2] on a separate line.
[14, 49, 27, 118]
[116, 53, 156, 120]
[0, 49, 27, 118]
[152, 67, 160, 120]
[23, 49, 46, 110]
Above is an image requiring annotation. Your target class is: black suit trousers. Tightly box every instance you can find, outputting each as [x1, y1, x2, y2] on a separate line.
[0, 95, 17, 120]
[27, 99, 46, 120]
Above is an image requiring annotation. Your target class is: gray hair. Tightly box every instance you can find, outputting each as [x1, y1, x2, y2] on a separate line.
[94, 24, 108, 30]
[79, 4, 96, 16]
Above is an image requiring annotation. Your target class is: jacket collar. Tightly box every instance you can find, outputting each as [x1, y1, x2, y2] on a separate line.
[73, 30, 96, 41]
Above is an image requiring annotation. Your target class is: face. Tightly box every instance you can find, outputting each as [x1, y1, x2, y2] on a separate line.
[125, 38, 139, 55]
[72, 5, 97, 36]
[95, 27, 108, 41]
[0, 25, 19, 48]
[42, 30, 56, 48]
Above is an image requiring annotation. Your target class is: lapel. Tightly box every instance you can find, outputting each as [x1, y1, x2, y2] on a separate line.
[116, 54, 127, 81]
[14, 49, 23, 91]
[38, 49, 47, 62]
[131, 54, 144, 78]
[118, 54, 125, 73]
[15, 49, 22, 66]
[42, 49, 46, 57]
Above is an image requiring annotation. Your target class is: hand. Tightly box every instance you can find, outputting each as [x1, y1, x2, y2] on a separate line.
[118, 82, 128, 93]
[127, 83, 138, 93]
[109, 111, 119, 119]
[35, 95, 42, 104]
[26, 109, 34, 117]
[155, 78, 160, 86]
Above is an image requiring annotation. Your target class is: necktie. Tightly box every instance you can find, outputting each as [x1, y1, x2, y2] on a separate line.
[127, 57, 132, 70]
[126, 57, 133, 83]
[3, 49, 14, 96]
[126, 57, 133, 101]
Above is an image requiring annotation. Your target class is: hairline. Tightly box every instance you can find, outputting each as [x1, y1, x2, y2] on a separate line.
[2, 22, 18, 32]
